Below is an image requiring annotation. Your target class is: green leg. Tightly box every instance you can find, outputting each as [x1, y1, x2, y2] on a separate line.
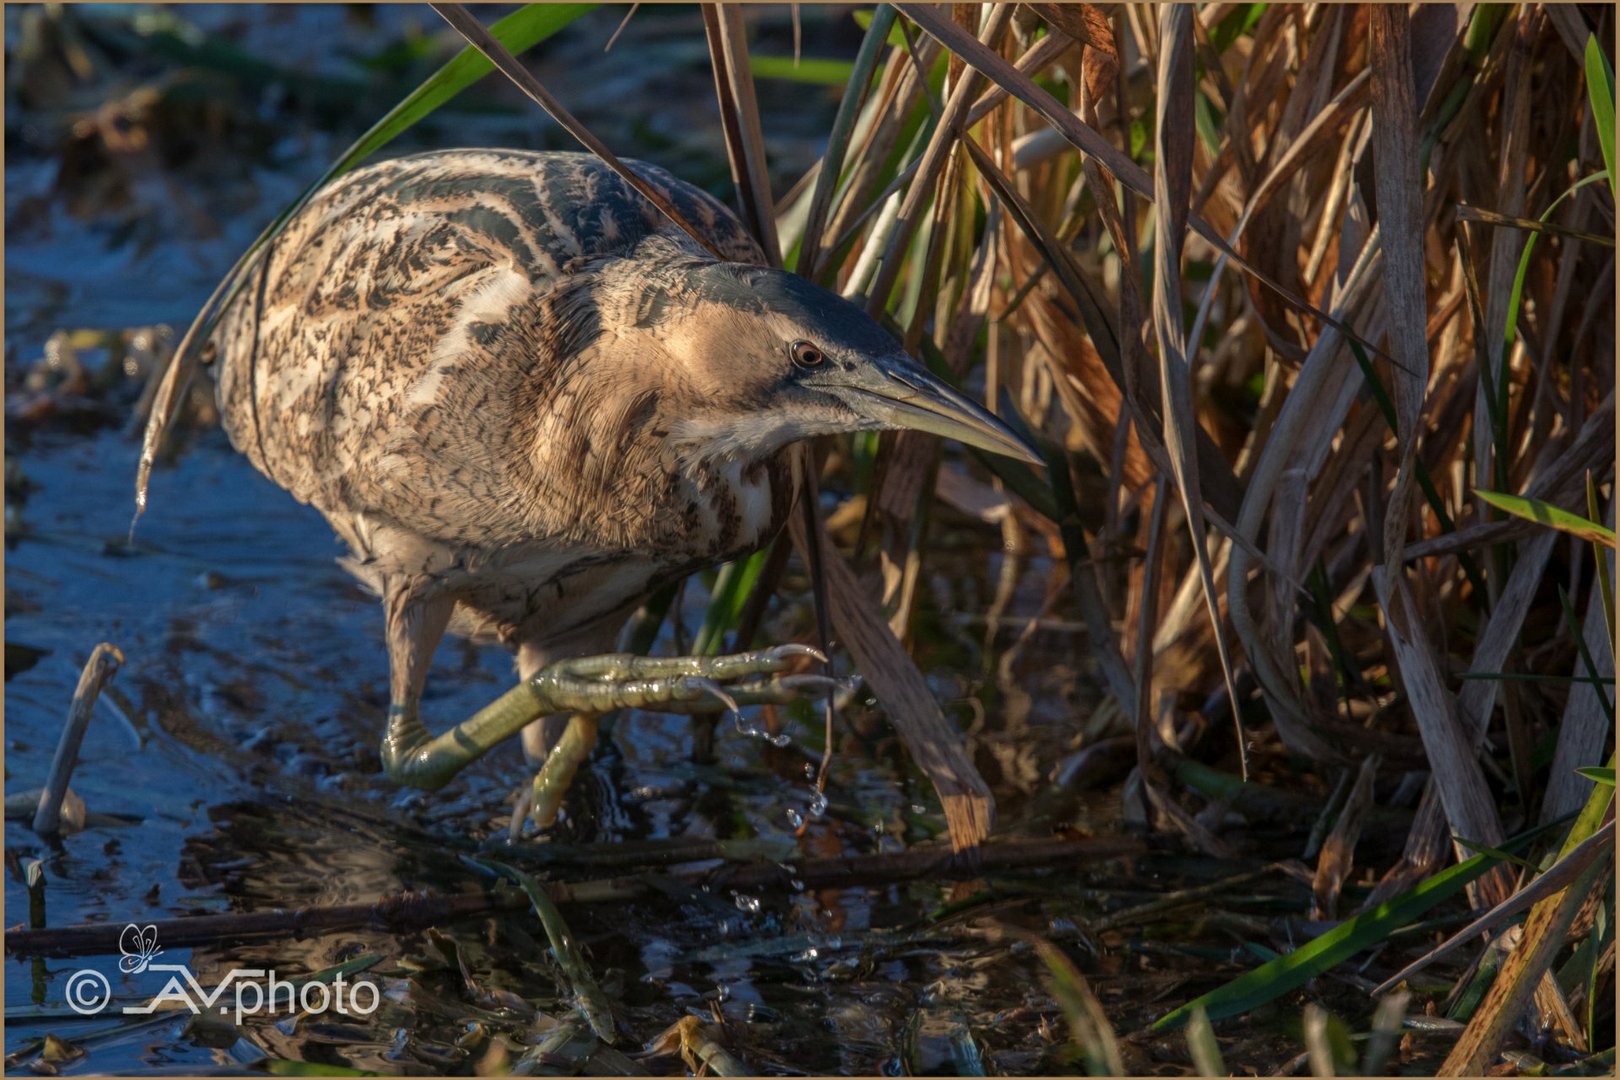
[380, 644, 844, 794]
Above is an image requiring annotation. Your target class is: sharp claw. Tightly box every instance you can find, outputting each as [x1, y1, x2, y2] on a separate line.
[684, 677, 741, 718]
[767, 643, 829, 664]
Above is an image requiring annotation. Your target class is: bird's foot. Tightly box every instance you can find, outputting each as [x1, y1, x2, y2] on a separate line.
[380, 645, 852, 811]
[524, 645, 852, 828]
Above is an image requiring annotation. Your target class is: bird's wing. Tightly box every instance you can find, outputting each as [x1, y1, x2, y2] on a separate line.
[212, 149, 762, 554]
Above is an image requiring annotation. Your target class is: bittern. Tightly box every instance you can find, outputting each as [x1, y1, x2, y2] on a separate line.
[206, 149, 1038, 824]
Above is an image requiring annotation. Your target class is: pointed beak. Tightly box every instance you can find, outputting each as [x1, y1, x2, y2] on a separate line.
[834, 355, 1044, 465]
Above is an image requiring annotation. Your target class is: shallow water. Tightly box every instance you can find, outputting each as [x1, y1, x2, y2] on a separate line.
[3, 6, 1165, 1074]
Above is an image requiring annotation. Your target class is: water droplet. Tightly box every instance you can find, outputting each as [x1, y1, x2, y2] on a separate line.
[808, 791, 828, 818]
[736, 712, 792, 747]
[802, 763, 817, 780]
[786, 808, 804, 829]
[715, 983, 732, 1002]
[790, 879, 805, 891]
[733, 893, 761, 913]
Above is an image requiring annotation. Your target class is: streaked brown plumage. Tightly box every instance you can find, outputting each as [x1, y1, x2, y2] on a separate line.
[208, 148, 1037, 778]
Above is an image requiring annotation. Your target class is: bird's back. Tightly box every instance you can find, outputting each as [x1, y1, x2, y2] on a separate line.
[210, 149, 787, 647]
[212, 149, 763, 543]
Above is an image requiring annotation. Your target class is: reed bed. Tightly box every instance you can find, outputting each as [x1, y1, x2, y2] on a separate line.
[725, 9, 1616, 1068]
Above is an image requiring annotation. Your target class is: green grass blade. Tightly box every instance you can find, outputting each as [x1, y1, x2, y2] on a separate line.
[1475, 490, 1617, 548]
[693, 551, 771, 656]
[1586, 897, 1611, 1047]
[750, 55, 855, 85]
[1575, 766, 1615, 786]
[1454, 223, 1512, 496]
[246, 3, 595, 284]
[1584, 34, 1616, 202]
[474, 857, 617, 1043]
[852, 7, 908, 47]
[1558, 585, 1616, 717]
[795, 4, 897, 282]
[1151, 844, 1517, 1029]
[265, 1062, 377, 1077]
[1558, 753, 1616, 861]
[1453, 836, 1541, 872]
[1502, 171, 1610, 352]
[1209, 4, 1267, 53]
[339, 5, 594, 171]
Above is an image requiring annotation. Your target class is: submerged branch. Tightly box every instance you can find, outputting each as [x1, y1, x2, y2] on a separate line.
[5, 835, 1141, 958]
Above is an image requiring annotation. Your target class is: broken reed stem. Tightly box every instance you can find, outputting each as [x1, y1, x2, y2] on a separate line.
[33, 643, 123, 836]
[5, 834, 1141, 958]
[1090, 865, 1275, 933]
[6, 890, 526, 958]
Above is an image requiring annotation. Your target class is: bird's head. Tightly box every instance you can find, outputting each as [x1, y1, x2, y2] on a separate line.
[640, 258, 1042, 467]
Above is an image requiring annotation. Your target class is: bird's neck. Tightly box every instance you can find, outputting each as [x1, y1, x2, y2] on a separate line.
[521, 340, 798, 553]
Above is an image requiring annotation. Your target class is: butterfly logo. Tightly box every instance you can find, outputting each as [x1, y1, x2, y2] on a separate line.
[117, 924, 162, 974]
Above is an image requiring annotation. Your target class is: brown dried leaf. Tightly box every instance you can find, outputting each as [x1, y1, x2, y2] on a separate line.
[866, 6, 1012, 316]
[787, 512, 994, 851]
[899, 3, 1397, 372]
[1024, 3, 1117, 101]
[1368, 6, 1431, 569]
[1439, 840, 1612, 1075]
[1311, 754, 1378, 919]
[1149, 7, 1243, 770]
[1371, 567, 1508, 908]
[702, 3, 780, 265]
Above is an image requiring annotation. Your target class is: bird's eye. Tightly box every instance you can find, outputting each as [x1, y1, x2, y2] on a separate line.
[789, 340, 825, 369]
